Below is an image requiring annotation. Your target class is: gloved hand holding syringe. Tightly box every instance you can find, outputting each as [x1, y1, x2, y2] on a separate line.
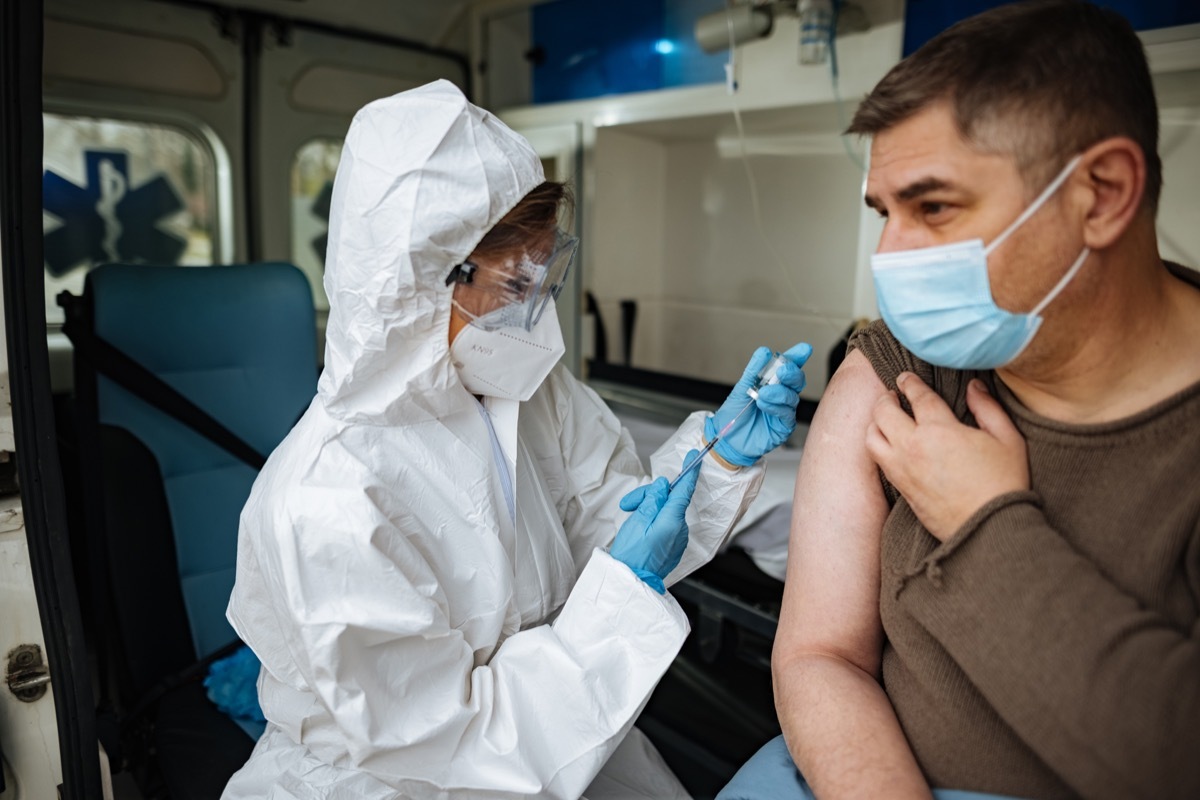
[670, 347, 810, 489]
[609, 343, 810, 594]
[668, 401, 753, 491]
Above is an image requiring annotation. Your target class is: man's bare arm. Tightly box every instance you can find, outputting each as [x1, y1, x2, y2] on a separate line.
[772, 350, 930, 798]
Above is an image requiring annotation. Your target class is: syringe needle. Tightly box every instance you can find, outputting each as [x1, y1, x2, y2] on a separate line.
[668, 438, 717, 491]
[667, 399, 756, 491]
[719, 397, 756, 436]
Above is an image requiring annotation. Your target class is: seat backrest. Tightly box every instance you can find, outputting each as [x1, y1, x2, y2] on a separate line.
[79, 263, 317, 667]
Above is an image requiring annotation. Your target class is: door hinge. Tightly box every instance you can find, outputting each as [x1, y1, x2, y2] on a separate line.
[6, 643, 51, 702]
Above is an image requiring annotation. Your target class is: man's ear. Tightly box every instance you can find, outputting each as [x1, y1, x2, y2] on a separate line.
[1077, 137, 1147, 250]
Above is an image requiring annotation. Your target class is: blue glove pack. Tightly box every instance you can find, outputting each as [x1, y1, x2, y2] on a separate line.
[609, 450, 701, 593]
[706, 343, 812, 467]
[204, 644, 267, 741]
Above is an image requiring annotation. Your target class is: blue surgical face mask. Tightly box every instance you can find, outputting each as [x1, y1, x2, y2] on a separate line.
[871, 155, 1090, 370]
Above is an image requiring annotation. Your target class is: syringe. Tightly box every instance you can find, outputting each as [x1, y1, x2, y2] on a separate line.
[668, 398, 755, 492]
[667, 350, 791, 492]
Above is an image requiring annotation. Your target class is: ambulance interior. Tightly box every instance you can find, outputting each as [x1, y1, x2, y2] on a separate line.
[2, 0, 1198, 797]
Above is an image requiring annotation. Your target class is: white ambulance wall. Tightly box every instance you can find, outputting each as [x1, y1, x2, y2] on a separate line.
[655, 141, 862, 396]
[590, 125, 863, 399]
[591, 128, 669, 369]
[1155, 69, 1200, 269]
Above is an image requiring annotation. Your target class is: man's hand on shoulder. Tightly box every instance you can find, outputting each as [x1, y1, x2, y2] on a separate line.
[866, 372, 1029, 541]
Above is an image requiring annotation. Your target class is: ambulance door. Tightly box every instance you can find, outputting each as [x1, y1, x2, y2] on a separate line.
[1, 1, 104, 797]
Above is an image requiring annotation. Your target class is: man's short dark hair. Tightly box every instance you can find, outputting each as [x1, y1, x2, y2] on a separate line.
[848, 0, 1162, 211]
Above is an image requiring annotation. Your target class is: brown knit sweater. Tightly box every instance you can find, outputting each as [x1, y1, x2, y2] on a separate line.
[847, 263, 1200, 800]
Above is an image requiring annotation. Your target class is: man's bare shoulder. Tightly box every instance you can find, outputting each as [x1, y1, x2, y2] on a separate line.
[818, 349, 891, 426]
[777, 348, 893, 666]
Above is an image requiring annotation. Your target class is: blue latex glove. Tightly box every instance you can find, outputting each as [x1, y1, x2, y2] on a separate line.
[707, 343, 813, 467]
[204, 645, 266, 723]
[609, 450, 701, 593]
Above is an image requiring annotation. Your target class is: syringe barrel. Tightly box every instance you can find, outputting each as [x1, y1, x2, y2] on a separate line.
[746, 352, 789, 400]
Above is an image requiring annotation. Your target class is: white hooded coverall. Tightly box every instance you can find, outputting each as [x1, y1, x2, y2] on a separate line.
[222, 80, 764, 800]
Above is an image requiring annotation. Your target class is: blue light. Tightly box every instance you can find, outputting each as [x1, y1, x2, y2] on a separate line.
[653, 39, 676, 55]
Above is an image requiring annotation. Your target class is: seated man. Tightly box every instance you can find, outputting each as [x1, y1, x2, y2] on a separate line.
[722, 2, 1200, 798]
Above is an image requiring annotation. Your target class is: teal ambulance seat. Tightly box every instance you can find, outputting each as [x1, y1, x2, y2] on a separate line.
[88, 263, 316, 660]
[66, 262, 317, 799]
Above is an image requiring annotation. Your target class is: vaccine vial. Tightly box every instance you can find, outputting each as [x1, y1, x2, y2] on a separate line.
[747, 353, 789, 400]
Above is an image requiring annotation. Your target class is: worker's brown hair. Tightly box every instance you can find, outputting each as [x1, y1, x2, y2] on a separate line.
[848, 0, 1162, 210]
[470, 181, 573, 262]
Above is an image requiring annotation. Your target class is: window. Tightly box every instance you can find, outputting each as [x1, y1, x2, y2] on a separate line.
[290, 138, 343, 310]
[42, 112, 219, 324]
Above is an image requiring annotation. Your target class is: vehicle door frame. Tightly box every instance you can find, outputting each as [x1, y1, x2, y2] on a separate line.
[0, 0, 104, 796]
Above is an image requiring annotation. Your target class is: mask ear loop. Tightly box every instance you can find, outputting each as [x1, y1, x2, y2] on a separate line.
[451, 298, 482, 325]
[1030, 246, 1090, 317]
[984, 154, 1084, 256]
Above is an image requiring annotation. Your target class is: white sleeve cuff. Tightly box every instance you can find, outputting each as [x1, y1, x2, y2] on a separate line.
[554, 549, 690, 670]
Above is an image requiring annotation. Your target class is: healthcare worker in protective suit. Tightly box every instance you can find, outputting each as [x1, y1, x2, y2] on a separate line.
[222, 79, 812, 800]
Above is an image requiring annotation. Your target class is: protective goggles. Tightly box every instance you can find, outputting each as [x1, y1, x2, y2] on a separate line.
[446, 228, 579, 331]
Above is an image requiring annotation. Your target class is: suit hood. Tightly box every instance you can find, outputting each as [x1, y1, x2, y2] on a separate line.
[317, 80, 544, 425]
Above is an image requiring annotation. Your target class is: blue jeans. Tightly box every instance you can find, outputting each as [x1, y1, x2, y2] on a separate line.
[716, 735, 1025, 800]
